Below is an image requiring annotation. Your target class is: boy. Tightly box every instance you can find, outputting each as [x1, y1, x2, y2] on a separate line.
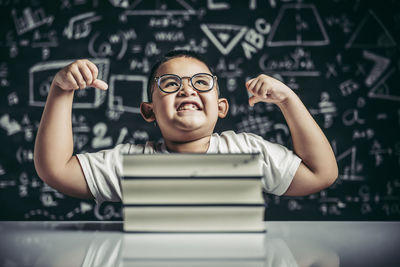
[34, 50, 338, 204]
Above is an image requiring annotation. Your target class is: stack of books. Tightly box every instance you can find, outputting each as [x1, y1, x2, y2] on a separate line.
[121, 153, 265, 232]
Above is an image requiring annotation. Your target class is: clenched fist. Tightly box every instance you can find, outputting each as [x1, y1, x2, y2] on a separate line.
[52, 59, 108, 91]
[246, 74, 294, 107]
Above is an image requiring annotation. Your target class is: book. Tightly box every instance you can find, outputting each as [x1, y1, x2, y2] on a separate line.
[122, 153, 263, 177]
[121, 153, 265, 233]
[122, 177, 264, 204]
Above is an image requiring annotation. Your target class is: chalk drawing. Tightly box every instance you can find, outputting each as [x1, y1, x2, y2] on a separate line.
[94, 203, 121, 220]
[73, 133, 89, 150]
[154, 31, 185, 42]
[63, 12, 101, 40]
[149, 15, 188, 28]
[120, 0, 197, 16]
[200, 24, 248, 55]
[361, 203, 372, 214]
[226, 77, 237, 92]
[92, 122, 113, 149]
[11, 8, 54, 35]
[271, 123, 290, 145]
[0, 62, 9, 88]
[0, 164, 5, 176]
[241, 28, 265, 59]
[0, 114, 22, 136]
[41, 193, 58, 207]
[288, 199, 302, 211]
[72, 114, 90, 133]
[16, 147, 33, 163]
[325, 14, 353, 34]
[255, 18, 271, 35]
[207, 0, 230, 10]
[133, 130, 149, 141]
[259, 48, 320, 76]
[236, 114, 273, 136]
[144, 42, 161, 56]
[108, 0, 132, 8]
[382, 203, 400, 216]
[249, 0, 258, 10]
[355, 63, 366, 77]
[80, 202, 93, 214]
[72, 113, 91, 150]
[267, 4, 329, 47]
[369, 140, 392, 167]
[339, 79, 359, 96]
[353, 128, 374, 140]
[363, 50, 390, 87]
[89, 30, 130, 59]
[345, 10, 397, 49]
[229, 97, 251, 117]
[215, 57, 244, 78]
[342, 109, 365, 126]
[368, 69, 400, 102]
[174, 38, 209, 54]
[108, 74, 148, 114]
[129, 58, 150, 72]
[115, 127, 129, 145]
[0, 180, 17, 189]
[31, 29, 58, 48]
[336, 146, 365, 181]
[325, 63, 337, 79]
[309, 92, 337, 128]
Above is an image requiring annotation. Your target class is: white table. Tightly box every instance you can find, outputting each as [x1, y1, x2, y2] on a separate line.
[0, 221, 399, 266]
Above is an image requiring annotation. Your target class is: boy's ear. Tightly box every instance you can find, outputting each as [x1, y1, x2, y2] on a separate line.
[217, 98, 229, 118]
[140, 102, 156, 122]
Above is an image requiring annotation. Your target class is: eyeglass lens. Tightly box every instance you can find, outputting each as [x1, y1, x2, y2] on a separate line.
[158, 74, 213, 93]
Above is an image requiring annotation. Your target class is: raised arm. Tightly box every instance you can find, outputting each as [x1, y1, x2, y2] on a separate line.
[34, 59, 108, 199]
[246, 75, 338, 196]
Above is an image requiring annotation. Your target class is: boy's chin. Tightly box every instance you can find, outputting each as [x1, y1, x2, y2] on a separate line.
[164, 125, 213, 141]
[175, 117, 208, 128]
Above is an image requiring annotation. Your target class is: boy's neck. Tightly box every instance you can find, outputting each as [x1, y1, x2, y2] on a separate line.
[164, 135, 211, 153]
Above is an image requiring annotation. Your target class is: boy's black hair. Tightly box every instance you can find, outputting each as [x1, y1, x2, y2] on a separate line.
[146, 50, 217, 102]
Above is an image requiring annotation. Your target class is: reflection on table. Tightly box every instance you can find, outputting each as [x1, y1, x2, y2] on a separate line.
[0, 221, 399, 267]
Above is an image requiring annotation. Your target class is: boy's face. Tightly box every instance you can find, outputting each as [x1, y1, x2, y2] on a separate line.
[141, 57, 228, 143]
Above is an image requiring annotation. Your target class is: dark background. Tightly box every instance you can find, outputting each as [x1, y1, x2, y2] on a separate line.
[0, 0, 399, 221]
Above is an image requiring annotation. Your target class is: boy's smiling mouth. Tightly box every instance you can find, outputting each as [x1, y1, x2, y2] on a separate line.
[176, 101, 202, 111]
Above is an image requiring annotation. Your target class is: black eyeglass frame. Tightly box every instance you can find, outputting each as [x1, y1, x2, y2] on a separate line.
[154, 73, 217, 94]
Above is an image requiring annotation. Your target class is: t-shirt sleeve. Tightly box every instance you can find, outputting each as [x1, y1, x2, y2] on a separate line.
[76, 144, 132, 205]
[243, 133, 302, 196]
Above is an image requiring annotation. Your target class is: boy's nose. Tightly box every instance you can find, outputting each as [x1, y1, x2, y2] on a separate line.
[178, 79, 197, 96]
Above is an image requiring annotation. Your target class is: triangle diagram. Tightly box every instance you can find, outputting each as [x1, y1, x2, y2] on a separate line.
[200, 24, 247, 55]
[368, 69, 400, 101]
[346, 10, 396, 49]
[336, 146, 364, 181]
[267, 4, 329, 46]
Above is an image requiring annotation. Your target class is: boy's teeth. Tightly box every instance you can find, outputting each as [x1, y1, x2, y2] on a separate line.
[178, 103, 198, 111]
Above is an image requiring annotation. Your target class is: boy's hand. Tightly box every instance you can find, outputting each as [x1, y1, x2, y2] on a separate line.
[246, 74, 294, 107]
[53, 59, 108, 91]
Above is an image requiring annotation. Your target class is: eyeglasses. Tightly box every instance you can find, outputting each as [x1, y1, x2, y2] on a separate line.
[154, 73, 217, 94]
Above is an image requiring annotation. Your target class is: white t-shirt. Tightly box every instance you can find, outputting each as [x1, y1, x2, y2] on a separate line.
[76, 131, 301, 204]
